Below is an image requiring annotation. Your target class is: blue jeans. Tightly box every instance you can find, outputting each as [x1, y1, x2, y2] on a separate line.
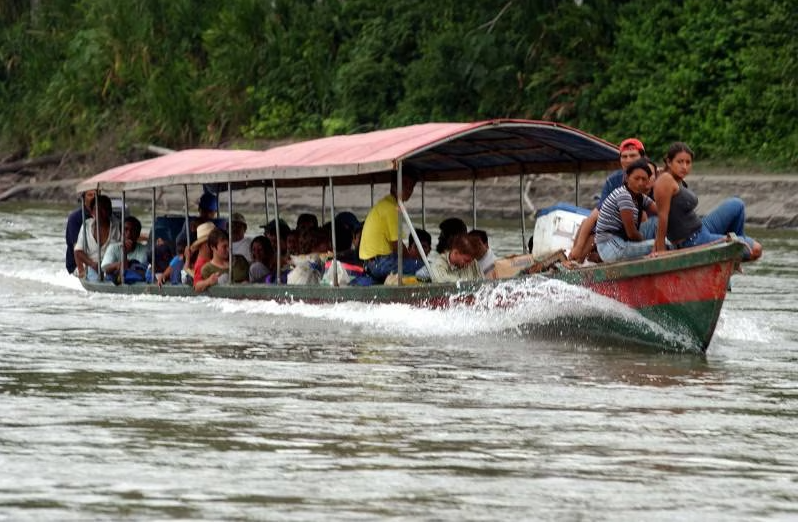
[640, 217, 658, 240]
[364, 254, 422, 282]
[597, 235, 656, 263]
[679, 197, 756, 259]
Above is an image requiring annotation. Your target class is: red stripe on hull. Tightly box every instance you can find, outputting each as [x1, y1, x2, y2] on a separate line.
[585, 262, 734, 309]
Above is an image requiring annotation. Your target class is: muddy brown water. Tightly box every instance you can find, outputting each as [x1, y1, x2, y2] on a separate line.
[1, 205, 796, 520]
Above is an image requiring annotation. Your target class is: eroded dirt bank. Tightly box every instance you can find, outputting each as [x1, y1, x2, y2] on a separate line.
[2, 157, 796, 228]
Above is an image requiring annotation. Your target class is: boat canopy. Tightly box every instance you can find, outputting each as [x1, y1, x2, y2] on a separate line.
[76, 119, 620, 193]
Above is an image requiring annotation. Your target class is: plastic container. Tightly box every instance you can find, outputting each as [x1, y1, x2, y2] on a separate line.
[532, 204, 589, 258]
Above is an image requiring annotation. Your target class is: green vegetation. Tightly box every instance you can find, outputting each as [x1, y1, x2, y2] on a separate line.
[1, 0, 795, 166]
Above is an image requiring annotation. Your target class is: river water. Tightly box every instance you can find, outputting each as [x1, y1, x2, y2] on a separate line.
[1, 204, 797, 521]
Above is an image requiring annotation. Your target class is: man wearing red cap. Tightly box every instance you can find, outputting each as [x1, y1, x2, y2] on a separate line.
[569, 138, 646, 262]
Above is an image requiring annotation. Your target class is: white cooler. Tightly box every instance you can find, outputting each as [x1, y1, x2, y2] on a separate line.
[532, 204, 590, 258]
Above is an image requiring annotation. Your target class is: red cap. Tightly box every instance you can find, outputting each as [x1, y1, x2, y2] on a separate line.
[619, 138, 645, 153]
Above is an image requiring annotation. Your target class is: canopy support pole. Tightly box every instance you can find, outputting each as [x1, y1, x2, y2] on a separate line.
[328, 177, 339, 287]
[471, 176, 477, 229]
[398, 200, 433, 281]
[321, 185, 326, 224]
[396, 167, 403, 286]
[520, 174, 527, 253]
[263, 185, 270, 225]
[120, 190, 127, 279]
[272, 179, 282, 285]
[183, 185, 190, 279]
[227, 182, 233, 284]
[151, 188, 156, 284]
[575, 172, 580, 207]
[421, 179, 426, 231]
[95, 190, 103, 281]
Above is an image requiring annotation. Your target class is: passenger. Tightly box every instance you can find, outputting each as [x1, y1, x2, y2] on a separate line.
[638, 158, 662, 240]
[65, 189, 96, 274]
[151, 238, 173, 277]
[190, 222, 216, 290]
[653, 142, 762, 260]
[156, 238, 187, 287]
[176, 190, 218, 262]
[73, 195, 122, 281]
[230, 212, 252, 262]
[295, 213, 318, 232]
[101, 215, 149, 282]
[336, 212, 363, 266]
[435, 217, 468, 254]
[195, 229, 230, 292]
[248, 235, 274, 283]
[595, 159, 658, 263]
[468, 229, 496, 276]
[359, 173, 422, 282]
[416, 233, 483, 283]
[407, 229, 432, 260]
[335, 211, 360, 236]
[570, 138, 646, 262]
[262, 218, 291, 255]
[330, 221, 354, 257]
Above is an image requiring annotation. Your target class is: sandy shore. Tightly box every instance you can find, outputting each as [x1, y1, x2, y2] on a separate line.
[2, 164, 797, 228]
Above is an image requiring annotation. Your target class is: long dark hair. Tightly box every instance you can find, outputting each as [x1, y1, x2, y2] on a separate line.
[666, 142, 694, 162]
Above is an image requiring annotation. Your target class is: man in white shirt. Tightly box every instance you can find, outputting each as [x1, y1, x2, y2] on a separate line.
[230, 212, 252, 262]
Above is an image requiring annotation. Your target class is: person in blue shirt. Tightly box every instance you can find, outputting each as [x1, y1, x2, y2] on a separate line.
[569, 138, 646, 263]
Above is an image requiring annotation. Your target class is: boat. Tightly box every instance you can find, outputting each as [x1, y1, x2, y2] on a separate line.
[74, 119, 746, 352]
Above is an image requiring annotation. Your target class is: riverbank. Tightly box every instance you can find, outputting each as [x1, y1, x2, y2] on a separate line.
[1, 153, 797, 228]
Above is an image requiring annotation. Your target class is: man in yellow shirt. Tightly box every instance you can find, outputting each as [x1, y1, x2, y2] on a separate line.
[359, 174, 420, 282]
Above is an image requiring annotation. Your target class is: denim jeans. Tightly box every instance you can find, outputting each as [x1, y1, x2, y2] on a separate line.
[364, 254, 423, 282]
[639, 217, 658, 240]
[678, 198, 755, 259]
[596, 235, 656, 263]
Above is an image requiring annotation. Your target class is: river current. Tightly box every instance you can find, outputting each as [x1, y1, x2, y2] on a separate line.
[1, 204, 796, 521]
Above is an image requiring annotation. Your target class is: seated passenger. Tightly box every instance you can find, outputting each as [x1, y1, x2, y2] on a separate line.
[653, 142, 762, 260]
[230, 212, 252, 262]
[336, 214, 363, 266]
[65, 189, 95, 275]
[407, 228, 432, 260]
[416, 233, 483, 283]
[74, 194, 122, 281]
[335, 211, 360, 235]
[196, 229, 247, 291]
[569, 138, 646, 262]
[468, 229, 496, 276]
[435, 217, 468, 254]
[287, 227, 326, 285]
[101, 215, 149, 282]
[261, 218, 292, 255]
[190, 222, 216, 291]
[359, 173, 421, 282]
[176, 190, 218, 262]
[249, 235, 274, 283]
[156, 238, 186, 287]
[595, 159, 657, 263]
[296, 213, 318, 232]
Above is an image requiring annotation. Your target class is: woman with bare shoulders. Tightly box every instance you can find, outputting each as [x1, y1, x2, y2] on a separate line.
[653, 142, 762, 260]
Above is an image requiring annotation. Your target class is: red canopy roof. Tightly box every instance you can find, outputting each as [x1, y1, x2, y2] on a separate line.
[77, 120, 619, 192]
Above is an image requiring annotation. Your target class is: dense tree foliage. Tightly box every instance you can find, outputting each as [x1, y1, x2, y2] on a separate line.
[0, 0, 795, 166]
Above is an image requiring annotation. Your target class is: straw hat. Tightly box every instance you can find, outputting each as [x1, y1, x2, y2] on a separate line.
[190, 222, 216, 252]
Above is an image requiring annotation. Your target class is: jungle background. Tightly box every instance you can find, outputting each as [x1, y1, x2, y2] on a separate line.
[1, 0, 796, 172]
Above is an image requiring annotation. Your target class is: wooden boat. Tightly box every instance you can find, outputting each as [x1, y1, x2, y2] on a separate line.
[75, 119, 745, 352]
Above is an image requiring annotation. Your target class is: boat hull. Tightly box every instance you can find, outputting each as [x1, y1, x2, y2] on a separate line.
[80, 242, 744, 352]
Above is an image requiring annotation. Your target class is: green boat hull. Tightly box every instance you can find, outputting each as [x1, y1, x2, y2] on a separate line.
[81, 241, 744, 352]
